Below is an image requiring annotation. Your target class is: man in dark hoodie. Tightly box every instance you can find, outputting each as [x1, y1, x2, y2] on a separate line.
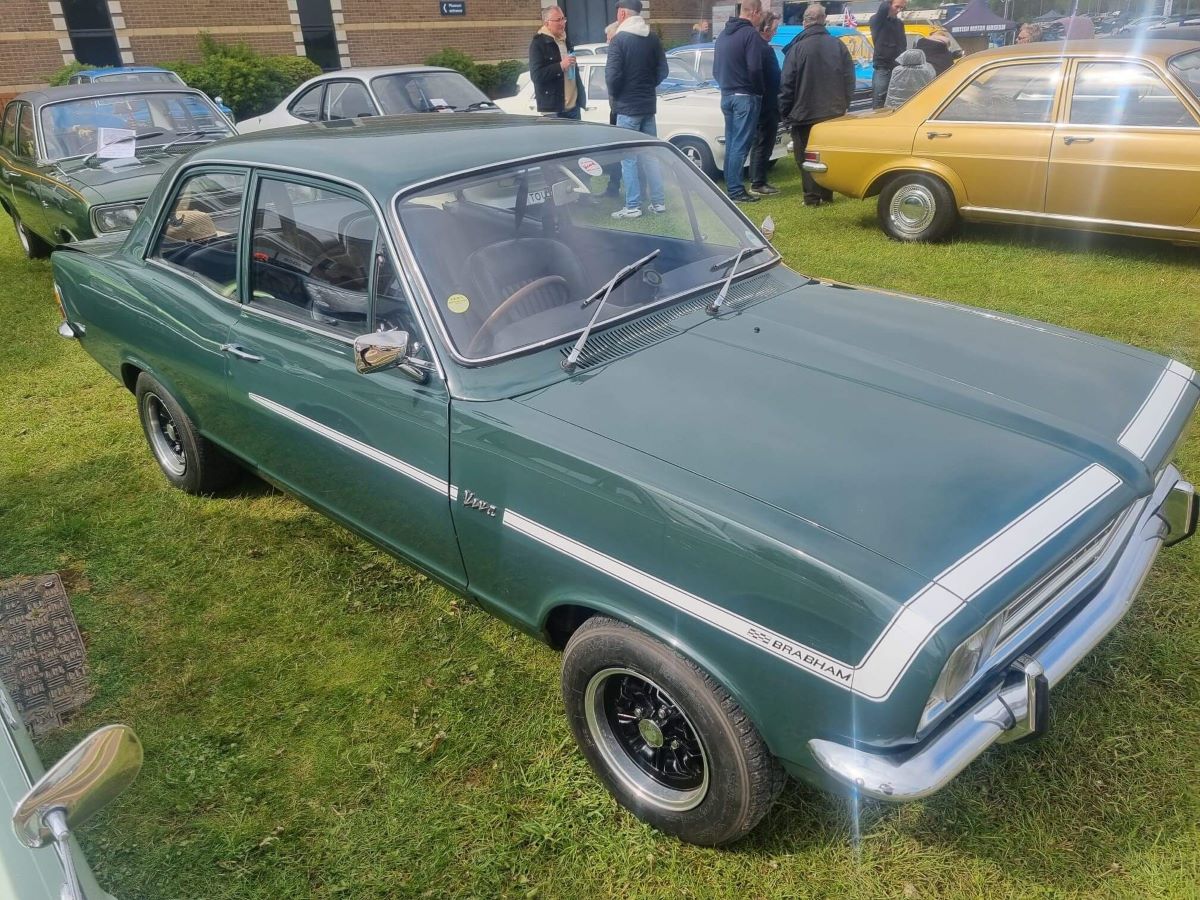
[713, 0, 765, 203]
[606, 0, 669, 219]
[869, 0, 908, 108]
[778, 3, 854, 206]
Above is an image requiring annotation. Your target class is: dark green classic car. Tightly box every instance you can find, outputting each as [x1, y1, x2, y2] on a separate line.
[50, 116, 1198, 845]
[0, 84, 234, 258]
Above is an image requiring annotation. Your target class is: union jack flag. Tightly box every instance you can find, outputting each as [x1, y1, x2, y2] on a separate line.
[843, 4, 858, 27]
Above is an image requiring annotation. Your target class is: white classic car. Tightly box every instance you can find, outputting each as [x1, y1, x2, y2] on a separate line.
[238, 65, 500, 132]
[497, 61, 786, 180]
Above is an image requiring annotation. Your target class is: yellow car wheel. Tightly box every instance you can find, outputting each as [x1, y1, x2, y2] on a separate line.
[878, 173, 958, 243]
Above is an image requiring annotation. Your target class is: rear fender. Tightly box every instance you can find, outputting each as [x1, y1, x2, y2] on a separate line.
[865, 162, 966, 203]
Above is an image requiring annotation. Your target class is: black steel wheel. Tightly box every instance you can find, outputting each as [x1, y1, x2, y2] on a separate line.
[562, 616, 785, 845]
[134, 372, 238, 495]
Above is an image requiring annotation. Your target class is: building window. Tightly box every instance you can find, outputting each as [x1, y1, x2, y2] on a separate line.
[62, 0, 121, 67]
[298, 0, 341, 71]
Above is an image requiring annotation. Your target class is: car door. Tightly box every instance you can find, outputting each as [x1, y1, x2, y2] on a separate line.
[1046, 59, 1200, 228]
[916, 60, 1063, 213]
[221, 172, 465, 588]
[131, 166, 249, 435]
[0, 103, 18, 214]
[6, 102, 49, 237]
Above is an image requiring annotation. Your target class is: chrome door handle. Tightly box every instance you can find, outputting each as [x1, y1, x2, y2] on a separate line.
[1063, 136, 1094, 145]
[220, 343, 262, 362]
[926, 131, 952, 139]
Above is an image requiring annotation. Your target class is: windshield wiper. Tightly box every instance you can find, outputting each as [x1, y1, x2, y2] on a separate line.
[464, 100, 497, 110]
[562, 248, 661, 373]
[425, 102, 457, 112]
[706, 245, 768, 315]
[80, 129, 165, 167]
[158, 129, 229, 152]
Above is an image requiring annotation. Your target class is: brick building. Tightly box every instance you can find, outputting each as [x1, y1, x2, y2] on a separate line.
[2, 0, 717, 100]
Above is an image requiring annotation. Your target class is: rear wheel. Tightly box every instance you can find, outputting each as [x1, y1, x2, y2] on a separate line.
[11, 214, 51, 259]
[673, 137, 719, 181]
[562, 616, 784, 845]
[135, 373, 238, 494]
[877, 173, 958, 242]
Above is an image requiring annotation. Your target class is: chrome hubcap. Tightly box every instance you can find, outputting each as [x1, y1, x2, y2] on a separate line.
[584, 667, 708, 812]
[889, 183, 937, 237]
[145, 393, 186, 476]
[681, 145, 703, 167]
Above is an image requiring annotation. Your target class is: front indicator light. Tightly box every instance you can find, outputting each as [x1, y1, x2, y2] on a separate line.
[921, 616, 1004, 730]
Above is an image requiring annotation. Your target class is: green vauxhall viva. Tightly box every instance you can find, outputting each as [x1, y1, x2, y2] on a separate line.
[49, 116, 1198, 845]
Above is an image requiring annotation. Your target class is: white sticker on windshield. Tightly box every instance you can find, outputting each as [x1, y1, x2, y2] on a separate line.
[97, 127, 136, 159]
[430, 98, 451, 112]
[578, 157, 603, 178]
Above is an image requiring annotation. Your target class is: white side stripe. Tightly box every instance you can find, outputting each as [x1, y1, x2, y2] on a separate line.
[249, 393, 449, 494]
[505, 463, 1119, 701]
[1119, 361, 1195, 460]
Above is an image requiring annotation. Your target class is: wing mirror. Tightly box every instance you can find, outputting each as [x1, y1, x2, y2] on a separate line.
[761, 215, 776, 241]
[354, 328, 411, 374]
[13, 724, 143, 850]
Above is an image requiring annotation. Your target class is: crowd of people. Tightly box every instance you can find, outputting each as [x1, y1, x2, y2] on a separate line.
[525, 0, 954, 214]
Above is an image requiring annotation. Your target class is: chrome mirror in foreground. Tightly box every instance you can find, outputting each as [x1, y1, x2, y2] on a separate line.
[354, 328, 410, 374]
[13, 724, 143, 849]
[761, 215, 776, 241]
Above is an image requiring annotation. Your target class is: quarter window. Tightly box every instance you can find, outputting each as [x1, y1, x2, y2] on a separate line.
[1, 104, 17, 151]
[324, 81, 376, 120]
[150, 171, 247, 295]
[290, 84, 325, 121]
[249, 178, 377, 336]
[15, 105, 36, 158]
[1069, 62, 1197, 129]
[936, 62, 1062, 124]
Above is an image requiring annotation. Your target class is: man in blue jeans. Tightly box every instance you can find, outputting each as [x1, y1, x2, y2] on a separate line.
[606, 0, 668, 219]
[714, 0, 766, 203]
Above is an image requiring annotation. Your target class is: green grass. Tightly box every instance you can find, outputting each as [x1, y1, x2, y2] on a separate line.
[1, 157, 1198, 899]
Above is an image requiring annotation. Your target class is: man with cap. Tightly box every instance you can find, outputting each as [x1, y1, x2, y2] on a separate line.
[606, 0, 669, 219]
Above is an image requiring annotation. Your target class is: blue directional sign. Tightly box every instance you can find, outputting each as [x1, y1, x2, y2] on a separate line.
[440, 1, 466, 14]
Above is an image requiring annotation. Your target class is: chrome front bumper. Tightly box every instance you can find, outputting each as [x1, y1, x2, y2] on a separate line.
[809, 468, 1195, 802]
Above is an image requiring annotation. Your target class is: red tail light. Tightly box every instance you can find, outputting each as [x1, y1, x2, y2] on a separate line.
[804, 150, 821, 163]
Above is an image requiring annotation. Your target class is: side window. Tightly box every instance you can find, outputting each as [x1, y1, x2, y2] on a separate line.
[249, 178, 377, 336]
[0, 104, 17, 151]
[667, 57, 694, 84]
[289, 84, 324, 121]
[1070, 63, 1198, 129]
[936, 62, 1062, 124]
[588, 67, 609, 101]
[150, 171, 247, 295]
[696, 52, 714, 82]
[15, 104, 36, 158]
[324, 81, 376, 120]
[371, 244, 417, 334]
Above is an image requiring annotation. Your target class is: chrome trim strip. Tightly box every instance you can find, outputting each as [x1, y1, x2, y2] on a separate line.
[1119, 360, 1196, 459]
[387, 140, 781, 367]
[239, 301, 354, 345]
[248, 393, 449, 494]
[808, 466, 1180, 802]
[960, 205, 1200, 237]
[504, 463, 1121, 702]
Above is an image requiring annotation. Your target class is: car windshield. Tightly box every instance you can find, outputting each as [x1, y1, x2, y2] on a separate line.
[96, 71, 183, 84]
[371, 72, 491, 113]
[396, 144, 776, 362]
[40, 92, 233, 160]
[1169, 49, 1200, 102]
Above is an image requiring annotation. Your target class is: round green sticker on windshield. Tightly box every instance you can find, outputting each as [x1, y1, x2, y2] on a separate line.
[447, 293, 470, 314]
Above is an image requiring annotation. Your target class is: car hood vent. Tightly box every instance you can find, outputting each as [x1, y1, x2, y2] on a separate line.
[559, 270, 787, 370]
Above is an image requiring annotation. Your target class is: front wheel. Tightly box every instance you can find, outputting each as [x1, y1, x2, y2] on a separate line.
[562, 616, 784, 845]
[877, 173, 958, 242]
[11, 214, 51, 259]
[672, 137, 719, 181]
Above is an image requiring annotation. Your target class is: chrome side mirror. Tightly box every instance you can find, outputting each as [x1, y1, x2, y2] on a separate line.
[354, 328, 410, 374]
[13, 724, 142, 848]
[761, 215, 776, 240]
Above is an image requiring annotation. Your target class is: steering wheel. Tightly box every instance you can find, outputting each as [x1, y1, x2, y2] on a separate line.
[465, 275, 570, 357]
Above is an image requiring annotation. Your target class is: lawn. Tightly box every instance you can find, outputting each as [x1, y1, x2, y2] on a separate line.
[1, 157, 1197, 899]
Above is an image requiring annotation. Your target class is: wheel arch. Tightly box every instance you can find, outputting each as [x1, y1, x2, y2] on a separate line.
[865, 162, 965, 204]
[121, 358, 206, 429]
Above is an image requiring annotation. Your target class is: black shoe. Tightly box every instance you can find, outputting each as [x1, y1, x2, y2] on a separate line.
[803, 198, 825, 207]
[731, 193, 760, 204]
[749, 183, 780, 196]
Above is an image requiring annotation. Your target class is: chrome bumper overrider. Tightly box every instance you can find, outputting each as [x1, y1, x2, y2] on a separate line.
[809, 467, 1195, 802]
[802, 161, 828, 173]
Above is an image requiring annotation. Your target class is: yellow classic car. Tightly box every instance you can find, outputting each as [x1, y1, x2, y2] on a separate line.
[803, 41, 1200, 244]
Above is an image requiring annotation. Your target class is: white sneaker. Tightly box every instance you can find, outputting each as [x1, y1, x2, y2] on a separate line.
[611, 206, 642, 219]
[649, 203, 667, 214]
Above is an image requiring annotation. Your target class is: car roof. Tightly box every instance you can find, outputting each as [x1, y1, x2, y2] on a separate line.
[668, 43, 714, 52]
[965, 38, 1199, 61]
[187, 114, 659, 199]
[306, 65, 454, 80]
[12, 82, 206, 105]
[85, 66, 176, 76]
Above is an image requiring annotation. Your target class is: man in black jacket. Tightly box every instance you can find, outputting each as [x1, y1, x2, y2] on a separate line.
[713, 0, 765, 203]
[778, 4, 854, 206]
[528, 5, 586, 118]
[869, 0, 907, 108]
[748, 12, 782, 196]
[606, 0, 669, 218]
